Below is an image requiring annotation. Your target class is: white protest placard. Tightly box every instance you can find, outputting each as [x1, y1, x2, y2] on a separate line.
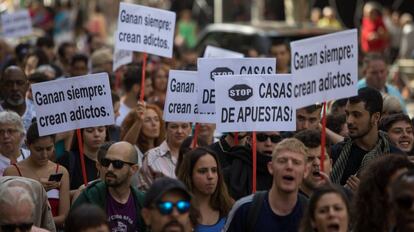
[1, 10, 33, 38]
[115, 3, 176, 58]
[290, 29, 358, 108]
[197, 57, 276, 123]
[113, 41, 133, 71]
[215, 74, 296, 132]
[31, 73, 114, 136]
[164, 70, 198, 122]
[203, 45, 244, 58]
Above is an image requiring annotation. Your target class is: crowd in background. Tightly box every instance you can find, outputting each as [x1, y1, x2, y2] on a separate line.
[1, 0, 414, 232]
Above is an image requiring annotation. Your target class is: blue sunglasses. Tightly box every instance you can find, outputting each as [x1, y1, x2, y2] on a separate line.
[157, 200, 191, 215]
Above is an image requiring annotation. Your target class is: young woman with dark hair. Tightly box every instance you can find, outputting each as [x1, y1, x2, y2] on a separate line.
[4, 121, 70, 228]
[177, 147, 233, 232]
[300, 185, 350, 232]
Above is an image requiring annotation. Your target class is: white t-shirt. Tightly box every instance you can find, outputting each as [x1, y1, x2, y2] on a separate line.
[0, 148, 30, 176]
[115, 101, 131, 126]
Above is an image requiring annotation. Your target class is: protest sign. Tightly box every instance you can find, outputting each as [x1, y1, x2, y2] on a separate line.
[290, 29, 358, 108]
[164, 70, 198, 122]
[115, 2, 176, 58]
[215, 74, 296, 132]
[113, 35, 133, 71]
[31, 73, 114, 136]
[197, 58, 276, 123]
[203, 45, 244, 58]
[1, 10, 32, 38]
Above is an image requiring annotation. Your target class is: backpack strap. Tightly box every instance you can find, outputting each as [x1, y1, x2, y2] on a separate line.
[246, 191, 267, 232]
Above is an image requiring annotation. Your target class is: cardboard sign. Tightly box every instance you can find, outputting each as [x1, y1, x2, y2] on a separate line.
[290, 29, 358, 108]
[197, 58, 276, 123]
[31, 73, 114, 136]
[113, 34, 133, 71]
[203, 45, 244, 58]
[164, 70, 198, 122]
[115, 3, 176, 58]
[1, 10, 33, 38]
[215, 74, 296, 132]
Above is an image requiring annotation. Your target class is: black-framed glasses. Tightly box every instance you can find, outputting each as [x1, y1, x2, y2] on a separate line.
[156, 200, 191, 215]
[1, 222, 33, 232]
[100, 158, 135, 169]
[256, 134, 282, 143]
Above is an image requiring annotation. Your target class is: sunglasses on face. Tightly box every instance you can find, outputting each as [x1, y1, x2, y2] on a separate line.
[1, 223, 33, 232]
[156, 200, 191, 215]
[395, 195, 414, 210]
[100, 158, 135, 169]
[256, 134, 282, 143]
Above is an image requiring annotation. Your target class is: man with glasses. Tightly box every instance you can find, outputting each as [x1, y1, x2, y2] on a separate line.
[0, 185, 49, 232]
[0, 66, 35, 132]
[72, 141, 146, 232]
[141, 177, 193, 232]
[223, 131, 283, 200]
[0, 111, 30, 176]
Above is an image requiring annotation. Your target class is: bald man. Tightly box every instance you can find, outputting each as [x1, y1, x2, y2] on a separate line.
[72, 142, 146, 232]
[0, 185, 49, 232]
[0, 66, 35, 131]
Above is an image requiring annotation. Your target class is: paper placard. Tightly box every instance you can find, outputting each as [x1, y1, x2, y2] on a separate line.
[115, 3, 176, 58]
[164, 70, 198, 122]
[290, 29, 358, 107]
[203, 45, 244, 58]
[31, 73, 114, 136]
[215, 74, 296, 132]
[1, 10, 33, 38]
[197, 57, 276, 123]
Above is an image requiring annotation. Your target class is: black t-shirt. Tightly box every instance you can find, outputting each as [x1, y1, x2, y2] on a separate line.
[58, 151, 99, 190]
[209, 136, 232, 169]
[225, 192, 306, 232]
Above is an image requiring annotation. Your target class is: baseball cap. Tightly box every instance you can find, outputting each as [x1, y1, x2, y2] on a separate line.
[143, 177, 191, 208]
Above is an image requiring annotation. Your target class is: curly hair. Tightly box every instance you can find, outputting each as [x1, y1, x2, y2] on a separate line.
[177, 147, 233, 217]
[120, 103, 165, 153]
[353, 154, 414, 232]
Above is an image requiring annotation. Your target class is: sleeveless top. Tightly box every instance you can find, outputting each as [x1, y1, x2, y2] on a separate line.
[13, 163, 61, 216]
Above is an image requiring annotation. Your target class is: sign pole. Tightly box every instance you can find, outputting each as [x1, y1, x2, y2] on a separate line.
[320, 102, 327, 172]
[192, 123, 200, 148]
[252, 131, 257, 193]
[77, 129, 88, 186]
[140, 53, 148, 102]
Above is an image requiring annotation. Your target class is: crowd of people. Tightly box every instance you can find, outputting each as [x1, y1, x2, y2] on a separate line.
[1, 1, 414, 232]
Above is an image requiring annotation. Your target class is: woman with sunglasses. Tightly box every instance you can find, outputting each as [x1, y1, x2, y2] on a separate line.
[58, 126, 109, 191]
[121, 102, 164, 168]
[3, 121, 70, 229]
[177, 147, 233, 232]
[300, 185, 350, 232]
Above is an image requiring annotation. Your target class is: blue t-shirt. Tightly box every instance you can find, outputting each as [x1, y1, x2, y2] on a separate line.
[224, 192, 306, 232]
[106, 192, 138, 232]
[196, 217, 226, 232]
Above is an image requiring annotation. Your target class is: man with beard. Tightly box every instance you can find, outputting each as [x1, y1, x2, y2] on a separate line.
[141, 177, 193, 232]
[72, 141, 146, 232]
[224, 138, 309, 232]
[294, 129, 332, 198]
[0, 66, 35, 131]
[330, 87, 401, 189]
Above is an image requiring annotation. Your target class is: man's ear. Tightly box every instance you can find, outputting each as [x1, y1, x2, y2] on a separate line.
[130, 164, 139, 175]
[267, 161, 274, 175]
[141, 208, 151, 225]
[371, 112, 381, 125]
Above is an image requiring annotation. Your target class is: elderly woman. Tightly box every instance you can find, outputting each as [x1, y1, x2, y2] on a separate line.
[0, 111, 30, 176]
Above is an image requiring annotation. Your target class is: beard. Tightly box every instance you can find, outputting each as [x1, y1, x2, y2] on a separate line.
[349, 122, 373, 140]
[105, 172, 127, 187]
[160, 220, 185, 232]
[6, 95, 25, 106]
